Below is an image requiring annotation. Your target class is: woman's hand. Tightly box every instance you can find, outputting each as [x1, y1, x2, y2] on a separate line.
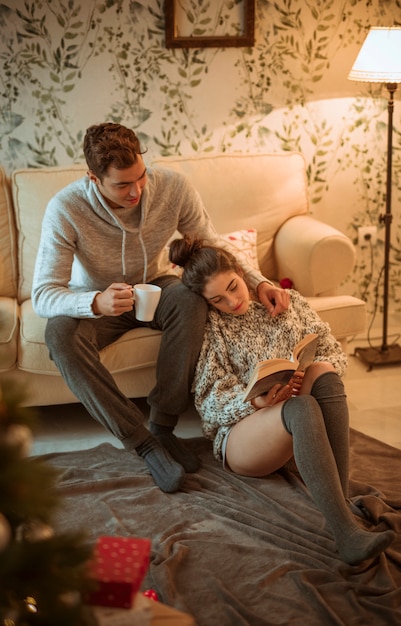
[251, 383, 292, 409]
[251, 370, 305, 409]
[288, 371, 304, 396]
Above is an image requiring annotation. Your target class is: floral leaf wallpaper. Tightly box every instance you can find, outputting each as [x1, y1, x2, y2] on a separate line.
[0, 0, 400, 319]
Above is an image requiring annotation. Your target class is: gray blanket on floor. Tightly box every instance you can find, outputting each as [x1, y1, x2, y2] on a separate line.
[39, 429, 401, 626]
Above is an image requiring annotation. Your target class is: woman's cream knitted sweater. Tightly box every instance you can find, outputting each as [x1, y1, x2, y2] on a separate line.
[193, 289, 347, 462]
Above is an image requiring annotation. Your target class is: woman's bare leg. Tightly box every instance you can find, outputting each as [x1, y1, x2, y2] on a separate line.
[225, 402, 293, 476]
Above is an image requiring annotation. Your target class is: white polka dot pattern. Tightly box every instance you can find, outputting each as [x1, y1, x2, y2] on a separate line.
[86, 535, 151, 609]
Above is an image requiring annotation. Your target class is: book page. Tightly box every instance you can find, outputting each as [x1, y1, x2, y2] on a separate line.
[243, 334, 318, 403]
[294, 334, 319, 371]
[243, 367, 295, 402]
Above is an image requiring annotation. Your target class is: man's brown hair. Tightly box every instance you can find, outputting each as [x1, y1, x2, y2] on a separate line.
[83, 123, 147, 180]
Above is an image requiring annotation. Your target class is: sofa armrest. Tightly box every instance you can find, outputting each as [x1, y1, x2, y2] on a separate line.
[0, 297, 18, 372]
[274, 215, 356, 297]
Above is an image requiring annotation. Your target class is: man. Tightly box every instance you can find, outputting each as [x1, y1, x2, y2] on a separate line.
[32, 122, 289, 493]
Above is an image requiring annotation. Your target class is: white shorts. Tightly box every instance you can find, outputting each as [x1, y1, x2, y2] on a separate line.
[221, 426, 234, 471]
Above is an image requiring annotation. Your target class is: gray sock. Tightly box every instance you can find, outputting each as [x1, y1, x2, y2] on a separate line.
[311, 371, 350, 496]
[281, 396, 395, 565]
[136, 436, 185, 493]
[149, 423, 200, 473]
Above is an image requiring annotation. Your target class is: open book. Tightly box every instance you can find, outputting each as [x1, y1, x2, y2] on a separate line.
[243, 334, 319, 402]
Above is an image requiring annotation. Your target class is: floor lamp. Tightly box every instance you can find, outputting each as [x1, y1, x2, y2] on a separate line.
[348, 26, 401, 369]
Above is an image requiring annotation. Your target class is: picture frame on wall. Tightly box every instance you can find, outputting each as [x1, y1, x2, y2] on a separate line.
[165, 0, 255, 48]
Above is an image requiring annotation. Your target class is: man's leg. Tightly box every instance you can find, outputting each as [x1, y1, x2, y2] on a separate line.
[45, 316, 185, 493]
[147, 277, 209, 472]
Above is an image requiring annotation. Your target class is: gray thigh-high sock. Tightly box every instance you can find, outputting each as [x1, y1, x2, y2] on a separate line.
[310, 371, 350, 497]
[281, 396, 395, 565]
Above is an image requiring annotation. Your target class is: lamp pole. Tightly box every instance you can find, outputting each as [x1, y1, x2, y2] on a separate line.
[354, 81, 401, 369]
[379, 82, 397, 354]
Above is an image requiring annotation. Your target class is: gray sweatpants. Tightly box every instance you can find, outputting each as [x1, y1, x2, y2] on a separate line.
[45, 275, 208, 452]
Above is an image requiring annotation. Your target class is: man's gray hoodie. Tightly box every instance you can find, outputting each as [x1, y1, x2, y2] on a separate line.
[32, 167, 267, 319]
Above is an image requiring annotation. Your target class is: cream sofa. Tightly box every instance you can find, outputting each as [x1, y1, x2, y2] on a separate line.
[0, 152, 366, 407]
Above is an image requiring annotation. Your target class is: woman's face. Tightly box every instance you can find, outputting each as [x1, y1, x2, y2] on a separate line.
[202, 270, 250, 315]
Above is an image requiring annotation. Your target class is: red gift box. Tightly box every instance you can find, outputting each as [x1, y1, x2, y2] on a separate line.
[86, 535, 151, 608]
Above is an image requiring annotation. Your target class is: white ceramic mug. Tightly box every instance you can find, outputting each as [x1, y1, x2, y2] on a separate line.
[134, 284, 162, 322]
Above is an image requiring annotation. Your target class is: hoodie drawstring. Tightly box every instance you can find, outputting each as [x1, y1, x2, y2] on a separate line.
[138, 231, 148, 284]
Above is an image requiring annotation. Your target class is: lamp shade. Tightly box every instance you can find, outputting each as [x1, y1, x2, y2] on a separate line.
[348, 27, 401, 83]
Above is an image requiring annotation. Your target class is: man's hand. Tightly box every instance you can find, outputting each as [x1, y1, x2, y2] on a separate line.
[92, 283, 134, 316]
[257, 282, 290, 317]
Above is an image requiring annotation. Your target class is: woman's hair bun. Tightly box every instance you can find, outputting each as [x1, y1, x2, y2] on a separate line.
[169, 235, 203, 268]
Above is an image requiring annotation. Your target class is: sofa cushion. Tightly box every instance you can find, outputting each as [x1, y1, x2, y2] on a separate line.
[0, 297, 18, 372]
[12, 165, 87, 302]
[169, 228, 260, 276]
[221, 228, 260, 271]
[152, 153, 309, 280]
[16, 294, 364, 379]
[306, 295, 366, 341]
[0, 167, 18, 298]
[18, 299, 162, 376]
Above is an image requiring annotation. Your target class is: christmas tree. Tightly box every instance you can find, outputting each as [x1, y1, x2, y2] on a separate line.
[0, 381, 97, 626]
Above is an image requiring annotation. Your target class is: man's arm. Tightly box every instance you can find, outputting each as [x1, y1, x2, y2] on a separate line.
[32, 195, 100, 319]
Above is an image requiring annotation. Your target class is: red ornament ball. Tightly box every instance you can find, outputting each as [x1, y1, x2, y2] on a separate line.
[280, 277, 293, 289]
[143, 589, 159, 602]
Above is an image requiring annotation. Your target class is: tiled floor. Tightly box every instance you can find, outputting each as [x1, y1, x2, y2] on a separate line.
[30, 324, 401, 456]
[344, 328, 401, 450]
[30, 397, 201, 456]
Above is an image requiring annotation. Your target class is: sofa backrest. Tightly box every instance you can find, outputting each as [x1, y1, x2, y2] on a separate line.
[151, 152, 309, 280]
[9, 152, 309, 301]
[12, 165, 87, 302]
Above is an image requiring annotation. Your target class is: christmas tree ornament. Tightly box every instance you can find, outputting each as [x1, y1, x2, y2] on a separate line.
[24, 596, 38, 613]
[18, 519, 54, 542]
[143, 589, 159, 601]
[58, 590, 80, 608]
[0, 512, 11, 551]
[2, 424, 32, 456]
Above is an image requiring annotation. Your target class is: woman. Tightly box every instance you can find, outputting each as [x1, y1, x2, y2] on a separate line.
[169, 235, 395, 565]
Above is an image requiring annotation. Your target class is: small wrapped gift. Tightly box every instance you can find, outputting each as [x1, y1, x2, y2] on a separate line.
[86, 535, 151, 609]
